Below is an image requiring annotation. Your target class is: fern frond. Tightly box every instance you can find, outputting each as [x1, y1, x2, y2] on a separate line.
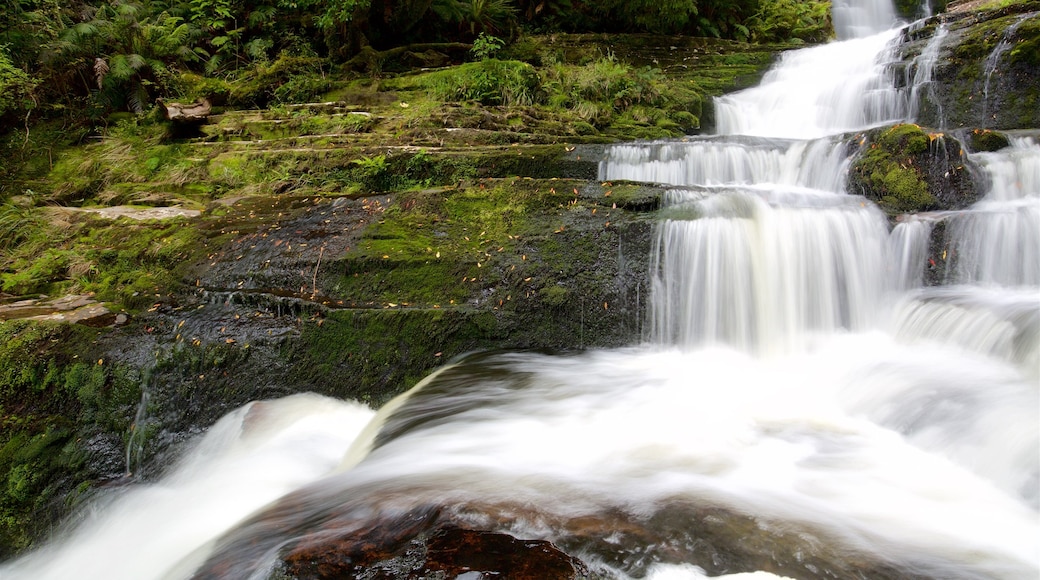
[93, 57, 110, 89]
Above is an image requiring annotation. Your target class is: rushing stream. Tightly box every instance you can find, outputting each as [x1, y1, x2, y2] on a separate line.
[2, 1, 1038, 579]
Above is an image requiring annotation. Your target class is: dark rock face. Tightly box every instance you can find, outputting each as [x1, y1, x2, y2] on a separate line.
[913, 4, 1040, 130]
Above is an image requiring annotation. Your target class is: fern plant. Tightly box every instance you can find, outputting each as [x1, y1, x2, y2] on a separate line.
[45, 2, 203, 115]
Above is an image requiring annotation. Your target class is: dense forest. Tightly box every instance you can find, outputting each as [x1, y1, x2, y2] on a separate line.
[0, 0, 848, 129]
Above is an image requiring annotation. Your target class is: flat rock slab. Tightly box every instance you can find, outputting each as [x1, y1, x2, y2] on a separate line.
[56, 206, 201, 220]
[0, 294, 115, 326]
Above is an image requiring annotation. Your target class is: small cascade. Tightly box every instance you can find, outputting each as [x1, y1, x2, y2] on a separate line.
[889, 286, 1040, 378]
[981, 13, 1037, 123]
[832, 0, 900, 39]
[889, 216, 934, 291]
[599, 137, 850, 192]
[0, 395, 375, 580]
[908, 23, 949, 126]
[714, 30, 907, 139]
[946, 137, 1040, 286]
[124, 376, 152, 477]
[649, 188, 888, 352]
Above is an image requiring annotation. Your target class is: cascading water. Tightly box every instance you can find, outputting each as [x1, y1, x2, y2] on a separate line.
[981, 13, 1038, 123]
[907, 22, 949, 125]
[831, 0, 899, 39]
[2, 1, 1037, 579]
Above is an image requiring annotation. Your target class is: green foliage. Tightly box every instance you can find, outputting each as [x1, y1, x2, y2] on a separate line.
[426, 59, 541, 106]
[851, 124, 938, 213]
[471, 33, 505, 60]
[227, 55, 328, 107]
[538, 55, 688, 133]
[43, 2, 203, 115]
[433, 0, 520, 36]
[0, 203, 46, 253]
[592, 0, 700, 35]
[0, 48, 37, 119]
[748, 0, 832, 43]
[0, 321, 140, 556]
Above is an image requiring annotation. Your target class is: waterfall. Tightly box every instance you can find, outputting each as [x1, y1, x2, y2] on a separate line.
[946, 137, 1040, 286]
[888, 216, 934, 291]
[1, 1, 1037, 579]
[831, 0, 900, 39]
[648, 188, 887, 352]
[599, 137, 851, 192]
[908, 23, 949, 125]
[714, 30, 908, 139]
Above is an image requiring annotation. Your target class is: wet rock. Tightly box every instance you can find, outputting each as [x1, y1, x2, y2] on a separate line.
[918, 3, 1040, 130]
[0, 294, 114, 326]
[848, 124, 979, 214]
[280, 525, 588, 580]
[966, 127, 1011, 151]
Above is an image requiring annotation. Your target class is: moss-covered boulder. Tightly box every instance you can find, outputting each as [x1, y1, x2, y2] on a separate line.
[848, 123, 978, 214]
[967, 127, 1011, 151]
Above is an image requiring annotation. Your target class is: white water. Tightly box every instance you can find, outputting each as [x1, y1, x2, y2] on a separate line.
[832, 0, 899, 40]
[714, 30, 907, 139]
[945, 136, 1040, 287]
[2, 1, 1038, 579]
[0, 395, 375, 580]
[907, 22, 949, 125]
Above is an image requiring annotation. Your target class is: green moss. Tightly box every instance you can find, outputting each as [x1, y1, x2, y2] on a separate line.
[0, 321, 140, 556]
[0, 210, 205, 310]
[969, 129, 1011, 151]
[879, 168, 933, 211]
[1008, 15, 1040, 66]
[850, 124, 938, 213]
[286, 308, 504, 405]
[879, 123, 930, 154]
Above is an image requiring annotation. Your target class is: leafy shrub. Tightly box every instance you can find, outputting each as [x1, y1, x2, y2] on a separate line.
[427, 59, 541, 106]
[228, 56, 328, 107]
[471, 33, 505, 60]
[0, 48, 35, 120]
[748, 0, 833, 44]
[540, 56, 663, 125]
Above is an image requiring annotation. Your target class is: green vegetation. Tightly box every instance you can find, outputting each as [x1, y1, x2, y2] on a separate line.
[747, 0, 831, 43]
[0, 49, 36, 121]
[0, 321, 140, 557]
[969, 128, 1011, 151]
[0, 0, 832, 128]
[938, 4, 1040, 129]
[849, 124, 938, 213]
[0, 200, 203, 309]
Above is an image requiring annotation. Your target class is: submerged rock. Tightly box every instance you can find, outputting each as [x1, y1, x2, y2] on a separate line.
[278, 523, 589, 580]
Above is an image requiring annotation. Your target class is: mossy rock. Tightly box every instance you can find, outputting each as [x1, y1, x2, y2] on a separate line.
[968, 128, 1011, 151]
[848, 124, 978, 214]
[926, 5, 1040, 130]
[0, 321, 140, 558]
